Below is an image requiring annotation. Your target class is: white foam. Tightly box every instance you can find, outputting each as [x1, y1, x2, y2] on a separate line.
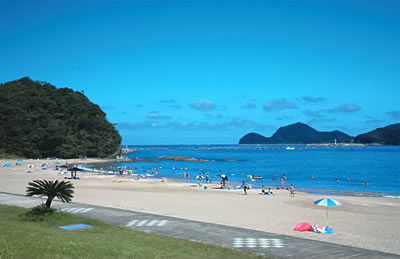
[383, 195, 400, 199]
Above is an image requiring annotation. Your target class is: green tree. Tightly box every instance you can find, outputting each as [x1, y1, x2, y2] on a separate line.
[0, 77, 122, 158]
[26, 180, 74, 208]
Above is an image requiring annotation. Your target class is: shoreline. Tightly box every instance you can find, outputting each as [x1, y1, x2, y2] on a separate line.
[80, 162, 400, 199]
[1, 158, 400, 255]
[5, 157, 397, 199]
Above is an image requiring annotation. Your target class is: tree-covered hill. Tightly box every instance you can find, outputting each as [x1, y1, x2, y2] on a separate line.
[353, 123, 400, 145]
[239, 122, 352, 144]
[0, 77, 121, 158]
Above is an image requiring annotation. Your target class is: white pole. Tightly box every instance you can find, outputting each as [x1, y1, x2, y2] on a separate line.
[326, 206, 329, 226]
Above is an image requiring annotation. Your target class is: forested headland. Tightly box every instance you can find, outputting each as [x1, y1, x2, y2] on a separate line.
[0, 77, 121, 158]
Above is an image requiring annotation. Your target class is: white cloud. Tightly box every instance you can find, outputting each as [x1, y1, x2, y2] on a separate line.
[146, 111, 171, 120]
[263, 98, 297, 112]
[190, 99, 216, 111]
[326, 104, 361, 113]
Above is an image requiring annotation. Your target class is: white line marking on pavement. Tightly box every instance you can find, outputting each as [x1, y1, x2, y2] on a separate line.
[80, 208, 94, 213]
[125, 219, 169, 227]
[126, 220, 139, 227]
[258, 238, 270, 248]
[156, 220, 168, 226]
[245, 238, 257, 248]
[71, 208, 85, 213]
[146, 220, 159, 226]
[59, 207, 94, 213]
[271, 239, 284, 248]
[232, 238, 284, 248]
[136, 220, 149, 226]
[233, 238, 244, 248]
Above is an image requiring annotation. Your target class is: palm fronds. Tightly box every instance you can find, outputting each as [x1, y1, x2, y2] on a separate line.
[26, 180, 74, 208]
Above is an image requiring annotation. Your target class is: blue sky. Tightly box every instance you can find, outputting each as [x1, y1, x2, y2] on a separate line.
[1, 0, 399, 144]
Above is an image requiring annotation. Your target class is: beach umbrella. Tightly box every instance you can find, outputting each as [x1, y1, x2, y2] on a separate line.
[218, 174, 228, 180]
[313, 198, 341, 226]
[67, 167, 83, 177]
[196, 175, 204, 179]
[67, 167, 83, 172]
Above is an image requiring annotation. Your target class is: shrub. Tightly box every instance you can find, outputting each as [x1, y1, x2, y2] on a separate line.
[25, 204, 56, 217]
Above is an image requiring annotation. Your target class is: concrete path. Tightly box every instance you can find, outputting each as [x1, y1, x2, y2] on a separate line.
[0, 192, 398, 258]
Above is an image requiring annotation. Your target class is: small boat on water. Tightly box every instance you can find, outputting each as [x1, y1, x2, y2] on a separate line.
[286, 147, 295, 150]
[247, 174, 263, 180]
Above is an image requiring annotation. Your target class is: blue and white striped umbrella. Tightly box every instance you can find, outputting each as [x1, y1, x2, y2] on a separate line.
[314, 198, 342, 207]
[313, 198, 341, 227]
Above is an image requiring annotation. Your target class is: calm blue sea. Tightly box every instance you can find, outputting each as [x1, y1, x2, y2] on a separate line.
[109, 145, 400, 197]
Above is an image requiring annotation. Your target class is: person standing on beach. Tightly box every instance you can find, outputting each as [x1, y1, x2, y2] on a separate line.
[242, 181, 248, 195]
[289, 184, 295, 197]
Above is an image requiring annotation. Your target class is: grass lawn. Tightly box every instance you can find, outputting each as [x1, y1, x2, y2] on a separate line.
[0, 205, 266, 259]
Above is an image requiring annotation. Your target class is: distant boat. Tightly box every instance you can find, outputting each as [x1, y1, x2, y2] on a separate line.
[286, 147, 295, 150]
[247, 174, 263, 180]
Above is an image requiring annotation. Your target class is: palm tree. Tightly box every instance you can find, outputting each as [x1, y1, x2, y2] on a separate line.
[26, 180, 74, 208]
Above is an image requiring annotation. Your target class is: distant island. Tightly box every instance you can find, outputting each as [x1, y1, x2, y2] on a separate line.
[239, 122, 400, 145]
[0, 77, 122, 158]
[239, 122, 352, 144]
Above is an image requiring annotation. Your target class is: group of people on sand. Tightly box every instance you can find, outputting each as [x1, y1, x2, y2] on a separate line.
[261, 185, 274, 195]
[239, 182, 295, 196]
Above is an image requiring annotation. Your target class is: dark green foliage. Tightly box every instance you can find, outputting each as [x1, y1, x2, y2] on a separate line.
[269, 122, 352, 143]
[24, 204, 57, 217]
[239, 122, 352, 144]
[353, 123, 400, 145]
[0, 77, 121, 158]
[26, 179, 74, 208]
[238, 132, 272, 144]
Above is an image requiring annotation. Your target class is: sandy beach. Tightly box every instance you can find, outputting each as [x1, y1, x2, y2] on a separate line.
[1, 158, 399, 255]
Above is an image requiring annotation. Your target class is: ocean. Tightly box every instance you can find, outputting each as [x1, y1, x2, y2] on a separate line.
[100, 145, 400, 198]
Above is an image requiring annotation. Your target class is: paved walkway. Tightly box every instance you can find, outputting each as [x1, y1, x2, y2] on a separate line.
[0, 192, 398, 258]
